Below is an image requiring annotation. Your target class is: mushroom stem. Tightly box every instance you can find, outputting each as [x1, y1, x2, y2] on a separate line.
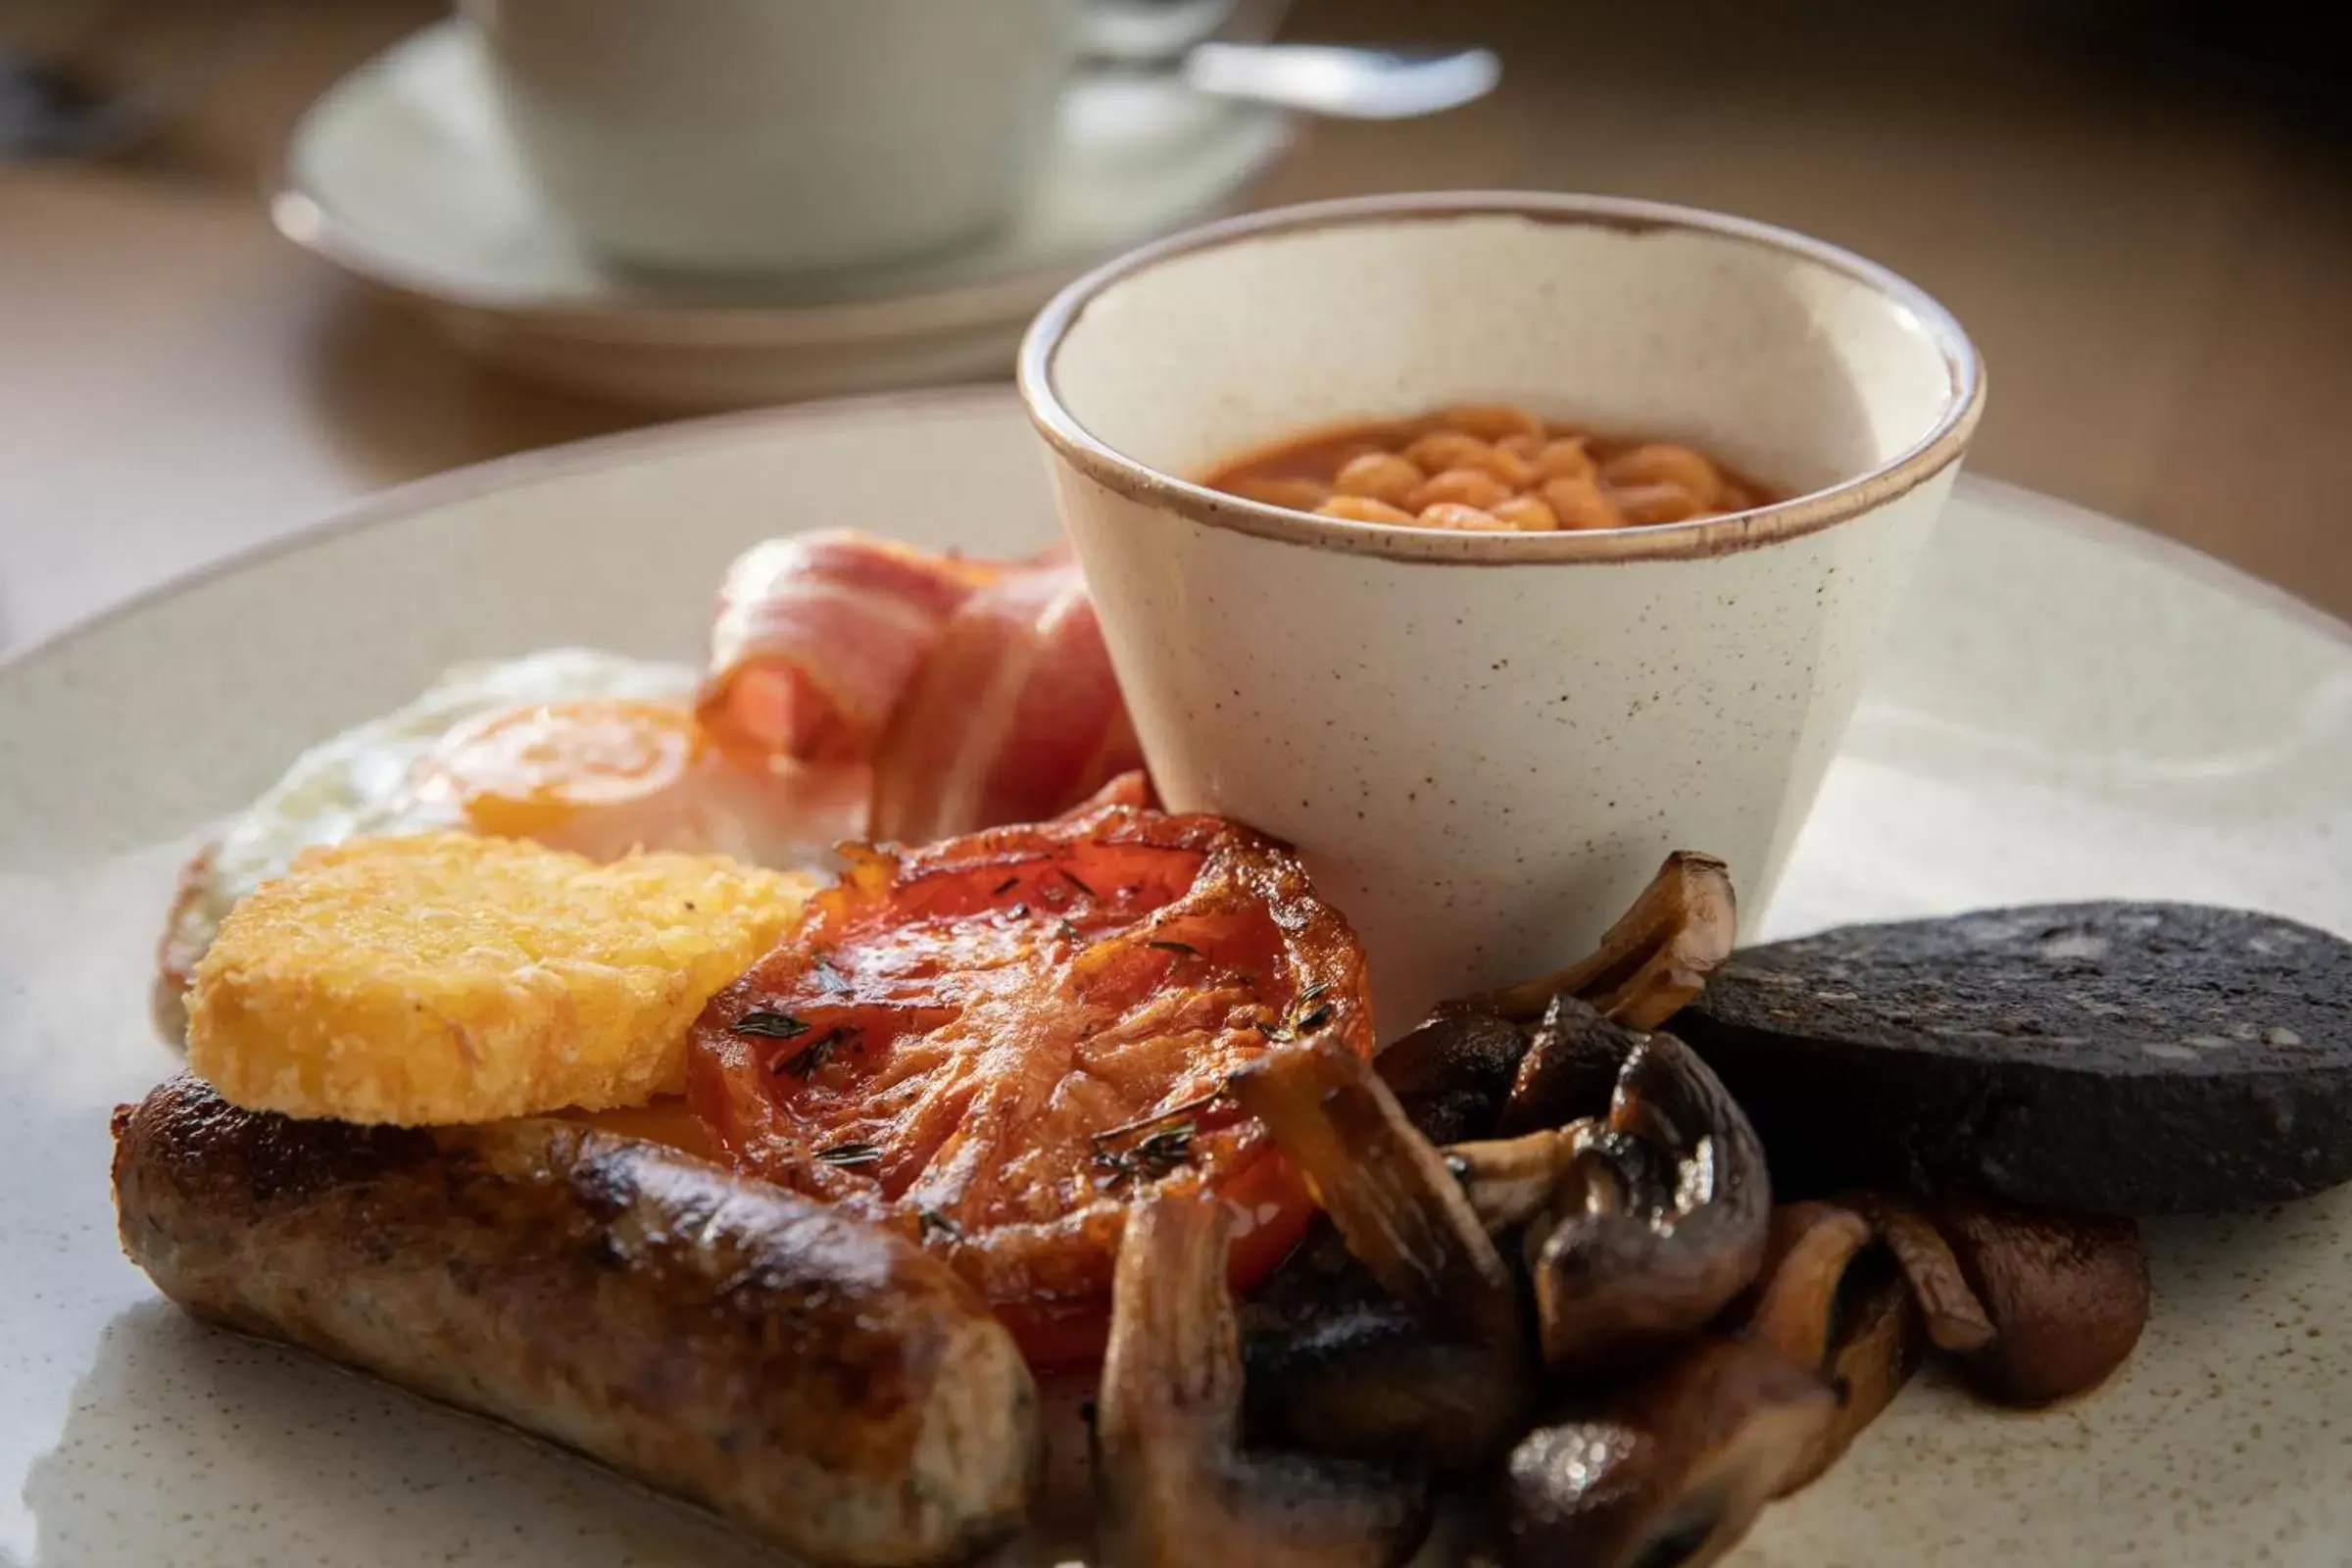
[1093, 1193, 1429, 1568]
[1777, 1267, 1923, 1497]
[1464, 852, 1737, 1028]
[1838, 1193, 1998, 1353]
[1745, 1202, 1875, 1366]
[1444, 1122, 1596, 1233]
[1735, 1202, 1927, 1497]
[1228, 1039, 1522, 1351]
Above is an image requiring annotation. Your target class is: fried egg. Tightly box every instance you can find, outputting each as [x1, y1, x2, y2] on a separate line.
[166, 649, 863, 977]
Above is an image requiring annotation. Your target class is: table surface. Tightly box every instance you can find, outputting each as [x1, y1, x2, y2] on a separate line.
[5, 0, 2348, 656]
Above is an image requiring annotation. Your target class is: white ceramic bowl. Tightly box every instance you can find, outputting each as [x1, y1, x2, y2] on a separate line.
[1020, 192, 1985, 1029]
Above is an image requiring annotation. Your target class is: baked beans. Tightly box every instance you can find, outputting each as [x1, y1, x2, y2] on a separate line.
[1201, 404, 1783, 534]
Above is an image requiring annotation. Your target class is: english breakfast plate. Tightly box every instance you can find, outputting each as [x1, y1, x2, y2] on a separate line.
[3, 386, 2348, 1566]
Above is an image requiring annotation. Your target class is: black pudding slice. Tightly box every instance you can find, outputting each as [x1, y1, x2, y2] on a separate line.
[1672, 903, 2352, 1215]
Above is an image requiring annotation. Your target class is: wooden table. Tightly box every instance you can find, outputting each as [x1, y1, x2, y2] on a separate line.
[5, 0, 2347, 654]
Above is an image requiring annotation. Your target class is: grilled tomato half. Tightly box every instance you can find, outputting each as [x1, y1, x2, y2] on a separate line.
[687, 805, 1373, 1363]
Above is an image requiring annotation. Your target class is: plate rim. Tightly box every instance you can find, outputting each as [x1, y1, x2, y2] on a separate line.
[9, 385, 2347, 691]
[269, 22, 1298, 347]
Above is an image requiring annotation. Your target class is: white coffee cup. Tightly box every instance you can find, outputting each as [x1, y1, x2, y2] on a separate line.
[464, 0, 1087, 276]
[1021, 193, 1985, 1030]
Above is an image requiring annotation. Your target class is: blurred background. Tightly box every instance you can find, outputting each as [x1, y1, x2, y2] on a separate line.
[3, 0, 2345, 651]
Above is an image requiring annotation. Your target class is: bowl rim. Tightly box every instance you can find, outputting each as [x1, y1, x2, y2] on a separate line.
[1015, 190, 1987, 565]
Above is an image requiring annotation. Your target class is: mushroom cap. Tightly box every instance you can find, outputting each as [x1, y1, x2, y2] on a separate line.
[1498, 996, 1644, 1137]
[1934, 1196, 2149, 1405]
[1529, 1034, 1772, 1374]
[1500, 1339, 1835, 1568]
[1228, 1039, 1534, 1466]
[1376, 1009, 1532, 1144]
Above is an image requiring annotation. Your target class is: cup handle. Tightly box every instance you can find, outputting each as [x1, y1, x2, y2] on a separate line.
[1080, 0, 1286, 66]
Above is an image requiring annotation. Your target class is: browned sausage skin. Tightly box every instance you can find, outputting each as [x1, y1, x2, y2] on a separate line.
[111, 1074, 1043, 1568]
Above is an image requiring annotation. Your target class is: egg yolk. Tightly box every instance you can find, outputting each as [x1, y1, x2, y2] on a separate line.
[410, 700, 710, 840]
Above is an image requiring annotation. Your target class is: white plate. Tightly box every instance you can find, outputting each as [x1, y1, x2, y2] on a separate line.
[4, 388, 2348, 1566]
[270, 24, 1294, 409]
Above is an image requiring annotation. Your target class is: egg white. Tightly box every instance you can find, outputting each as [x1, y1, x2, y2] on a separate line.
[174, 649, 697, 964]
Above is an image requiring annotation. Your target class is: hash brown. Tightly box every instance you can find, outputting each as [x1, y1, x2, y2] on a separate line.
[186, 832, 813, 1125]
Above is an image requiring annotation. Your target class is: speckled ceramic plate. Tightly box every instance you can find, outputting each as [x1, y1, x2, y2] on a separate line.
[3, 388, 2347, 1566]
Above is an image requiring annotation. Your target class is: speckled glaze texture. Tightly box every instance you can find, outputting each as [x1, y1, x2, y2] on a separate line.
[3, 391, 2348, 1565]
[1023, 197, 1979, 1024]
[1054, 463, 1954, 1027]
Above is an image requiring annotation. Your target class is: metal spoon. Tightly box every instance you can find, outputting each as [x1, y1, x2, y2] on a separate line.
[1175, 41, 1500, 120]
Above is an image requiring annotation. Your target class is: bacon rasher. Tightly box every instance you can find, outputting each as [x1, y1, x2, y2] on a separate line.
[869, 562, 1146, 844]
[698, 530, 1000, 763]
[699, 533, 1147, 841]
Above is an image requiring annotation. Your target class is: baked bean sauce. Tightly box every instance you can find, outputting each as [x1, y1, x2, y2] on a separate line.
[1200, 404, 1784, 533]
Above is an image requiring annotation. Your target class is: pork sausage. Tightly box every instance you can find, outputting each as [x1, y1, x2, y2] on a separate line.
[111, 1074, 1042, 1568]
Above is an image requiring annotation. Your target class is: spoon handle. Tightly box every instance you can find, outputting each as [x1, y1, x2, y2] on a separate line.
[1180, 42, 1501, 121]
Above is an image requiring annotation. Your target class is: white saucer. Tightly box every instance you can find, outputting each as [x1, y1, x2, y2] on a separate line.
[271, 24, 1296, 407]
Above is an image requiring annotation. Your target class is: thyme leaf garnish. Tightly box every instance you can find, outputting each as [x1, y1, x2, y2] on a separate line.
[1148, 940, 1200, 956]
[1093, 1121, 1195, 1185]
[732, 1009, 808, 1039]
[1058, 867, 1098, 899]
[1130, 1124, 1195, 1177]
[1247, 995, 1332, 1043]
[1089, 1085, 1224, 1147]
[918, 1208, 962, 1242]
[814, 1141, 883, 1167]
[812, 958, 851, 995]
[775, 1026, 854, 1079]
[992, 876, 1020, 895]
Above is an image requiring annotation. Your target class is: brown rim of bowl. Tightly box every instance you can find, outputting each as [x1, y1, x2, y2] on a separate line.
[1016, 190, 1988, 565]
